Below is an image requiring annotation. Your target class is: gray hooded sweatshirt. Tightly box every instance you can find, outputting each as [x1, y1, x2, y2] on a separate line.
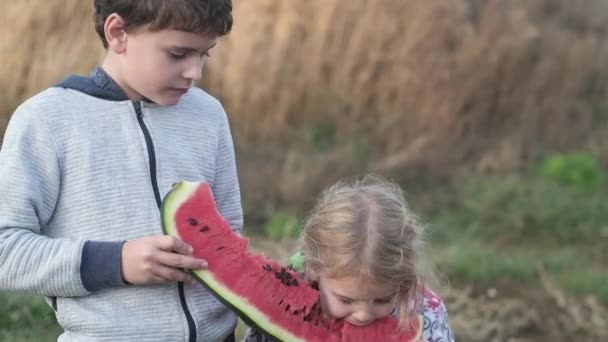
[0, 67, 243, 342]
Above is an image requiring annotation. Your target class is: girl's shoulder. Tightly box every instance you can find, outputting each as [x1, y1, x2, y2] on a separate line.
[420, 287, 445, 314]
[418, 287, 455, 342]
[241, 327, 277, 342]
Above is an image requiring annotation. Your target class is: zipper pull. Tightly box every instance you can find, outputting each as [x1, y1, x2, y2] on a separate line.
[133, 101, 143, 118]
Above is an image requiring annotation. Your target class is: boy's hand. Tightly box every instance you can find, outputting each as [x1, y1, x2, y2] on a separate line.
[121, 236, 207, 286]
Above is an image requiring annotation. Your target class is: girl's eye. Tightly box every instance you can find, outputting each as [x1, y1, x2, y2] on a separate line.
[339, 297, 354, 305]
[374, 298, 392, 304]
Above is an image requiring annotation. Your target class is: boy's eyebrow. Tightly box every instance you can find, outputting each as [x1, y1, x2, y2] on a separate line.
[169, 43, 217, 53]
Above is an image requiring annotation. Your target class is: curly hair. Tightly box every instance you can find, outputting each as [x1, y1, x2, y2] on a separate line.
[93, 0, 233, 48]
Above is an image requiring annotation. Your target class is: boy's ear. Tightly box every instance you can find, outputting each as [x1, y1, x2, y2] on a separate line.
[104, 13, 128, 54]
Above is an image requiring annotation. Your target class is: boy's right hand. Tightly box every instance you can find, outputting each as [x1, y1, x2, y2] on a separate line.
[121, 236, 206, 286]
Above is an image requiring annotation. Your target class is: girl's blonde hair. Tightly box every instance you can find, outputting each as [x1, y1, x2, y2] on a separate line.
[298, 175, 437, 331]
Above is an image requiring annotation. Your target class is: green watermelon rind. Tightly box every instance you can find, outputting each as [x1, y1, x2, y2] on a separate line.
[161, 181, 306, 342]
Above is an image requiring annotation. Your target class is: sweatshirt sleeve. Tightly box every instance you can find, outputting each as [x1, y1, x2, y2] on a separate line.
[211, 105, 244, 235]
[0, 102, 89, 297]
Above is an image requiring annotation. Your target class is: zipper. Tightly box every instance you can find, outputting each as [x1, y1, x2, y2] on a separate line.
[134, 102, 162, 207]
[133, 102, 197, 342]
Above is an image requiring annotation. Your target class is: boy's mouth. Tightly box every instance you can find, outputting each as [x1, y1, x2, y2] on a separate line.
[170, 88, 189, 94]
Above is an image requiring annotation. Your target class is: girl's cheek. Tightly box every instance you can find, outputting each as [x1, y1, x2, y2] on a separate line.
[378, 304, 394, 318]
[323, 298, 347, 319]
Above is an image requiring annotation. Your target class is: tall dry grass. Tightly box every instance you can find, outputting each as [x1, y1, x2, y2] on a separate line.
[1, 0, 607, 208]
[0, 1, 103, 130]
[204, 0, 608, 207]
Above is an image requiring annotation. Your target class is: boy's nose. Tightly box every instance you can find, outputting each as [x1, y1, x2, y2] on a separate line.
[183, 61, 203, 82]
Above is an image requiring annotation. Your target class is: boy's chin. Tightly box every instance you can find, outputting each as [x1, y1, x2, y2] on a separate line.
[147, 93, 183, 106]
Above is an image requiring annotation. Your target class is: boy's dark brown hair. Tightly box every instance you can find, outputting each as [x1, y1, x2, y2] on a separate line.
[94, 0, 233, 48]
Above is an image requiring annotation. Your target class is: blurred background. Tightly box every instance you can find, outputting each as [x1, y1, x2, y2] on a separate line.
[1, 0, 607, 341]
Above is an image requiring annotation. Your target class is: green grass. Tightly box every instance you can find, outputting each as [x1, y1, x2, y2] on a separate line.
[263, 212, 301, 240]
[433, 240, 538, 285]
[426, 174, 608, 244]
[416, 167, 608, 303]
[431, 238, 608, 301]
[0, 293, 61, 342]
[556, 269, 608, 301]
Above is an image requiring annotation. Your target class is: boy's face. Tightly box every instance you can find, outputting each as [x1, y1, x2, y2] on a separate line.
[318, 273, 397, 327]
[116, 28, 217, 106]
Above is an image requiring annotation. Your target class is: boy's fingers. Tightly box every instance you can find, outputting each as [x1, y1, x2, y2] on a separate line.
[155, 236, 193, 255]
[185, 275, 198, 286]
[157, 251, 207, 270]
[154, 265, 192, 283]
[173, 240, 194, 255]
[155, 265, 198, 285]
[150, 275, 166, 284]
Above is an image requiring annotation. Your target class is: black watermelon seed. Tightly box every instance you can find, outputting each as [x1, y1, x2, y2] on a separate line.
[188, 218, 198, 226]
[262, 264, 272, 272]
[285, 304, 291, 312]
[216, 246, 225, 251]
[303, 314, 312, 321]
[199, 226, 210, 232]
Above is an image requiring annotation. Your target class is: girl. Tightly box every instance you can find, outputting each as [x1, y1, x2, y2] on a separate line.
[244, 175, 454, 341]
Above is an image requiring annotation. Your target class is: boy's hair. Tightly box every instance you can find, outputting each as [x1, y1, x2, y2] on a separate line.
[299, 175, 437, 331]
[93, 0, 233, 48]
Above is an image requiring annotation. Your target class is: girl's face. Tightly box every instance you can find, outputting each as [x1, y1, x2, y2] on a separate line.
[317, 272, 397, 327]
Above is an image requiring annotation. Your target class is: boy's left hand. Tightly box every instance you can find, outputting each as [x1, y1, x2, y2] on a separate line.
[121, 235, 207, 286]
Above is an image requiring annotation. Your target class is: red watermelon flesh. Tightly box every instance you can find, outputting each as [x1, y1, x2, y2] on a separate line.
[161, 181, 423, 342]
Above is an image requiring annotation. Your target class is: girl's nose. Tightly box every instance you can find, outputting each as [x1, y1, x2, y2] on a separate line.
[351, 310, 374, 325]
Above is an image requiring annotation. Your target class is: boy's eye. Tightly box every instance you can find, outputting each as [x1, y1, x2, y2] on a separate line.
[169, 51, 211, 60]
[169, 51, 187, 60]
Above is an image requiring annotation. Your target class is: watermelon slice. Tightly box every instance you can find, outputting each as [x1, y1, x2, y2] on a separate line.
[161, 181, 423, 342]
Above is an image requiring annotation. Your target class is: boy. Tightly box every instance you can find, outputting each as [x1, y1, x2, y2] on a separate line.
[0, 1, 241, 341]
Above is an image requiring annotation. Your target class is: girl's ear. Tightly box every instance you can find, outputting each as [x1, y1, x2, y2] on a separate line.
[104, 13, 128, 54]
[305, 266, 318, 281]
